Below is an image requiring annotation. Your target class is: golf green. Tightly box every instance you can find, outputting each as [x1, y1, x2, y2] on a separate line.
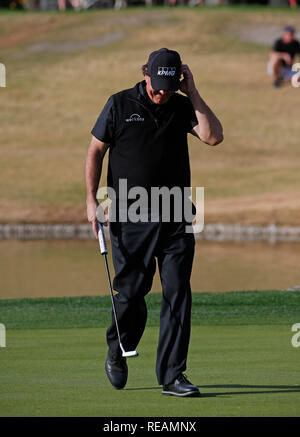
[0, 324, 299, 417]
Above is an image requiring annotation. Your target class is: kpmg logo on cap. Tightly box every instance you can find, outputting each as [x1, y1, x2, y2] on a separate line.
[157, 67, 176, 77]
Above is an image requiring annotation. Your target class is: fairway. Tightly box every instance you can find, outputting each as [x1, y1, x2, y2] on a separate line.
[1, 325, 299, 417]
[0, 291, 300, 417]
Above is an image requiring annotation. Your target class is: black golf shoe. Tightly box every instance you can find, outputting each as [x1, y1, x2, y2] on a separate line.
[272, 79, 281, 88]
[105, 350, 128, 390]
[162, 373, 200, 397]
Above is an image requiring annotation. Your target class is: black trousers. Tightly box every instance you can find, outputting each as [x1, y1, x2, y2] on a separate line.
[106, 219, 195, 386]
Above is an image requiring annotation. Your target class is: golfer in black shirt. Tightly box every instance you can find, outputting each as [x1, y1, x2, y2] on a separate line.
[268, 25, 300, 88]
[85, 48, 223, 397]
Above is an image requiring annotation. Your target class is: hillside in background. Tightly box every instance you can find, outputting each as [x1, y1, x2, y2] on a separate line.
[1, 7, 300, 225]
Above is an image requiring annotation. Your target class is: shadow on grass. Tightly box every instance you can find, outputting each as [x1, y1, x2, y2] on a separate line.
[125, 387, 161, 391]
[125, 384, 300, 398]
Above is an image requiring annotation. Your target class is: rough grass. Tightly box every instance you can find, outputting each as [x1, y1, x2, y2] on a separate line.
[1, 7, 300, 224]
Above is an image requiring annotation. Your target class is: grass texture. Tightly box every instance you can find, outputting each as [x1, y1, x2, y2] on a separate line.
[0, 290, 300, 328]
[0, 324, 299, 417]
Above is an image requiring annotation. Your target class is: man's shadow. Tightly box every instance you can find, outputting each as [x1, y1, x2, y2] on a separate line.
[125, 384, 300, 397]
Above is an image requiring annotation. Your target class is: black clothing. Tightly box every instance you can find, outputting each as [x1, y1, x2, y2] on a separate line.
[272, 38, 300, 67]
[91, 81, 198, 197]
[105, 350, 128, 390]
[107, 219, 195, 386]
[92, 81, 198, 386]
[162, 373, 200, 397]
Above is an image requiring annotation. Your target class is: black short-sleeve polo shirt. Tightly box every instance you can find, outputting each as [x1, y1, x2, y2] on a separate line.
[91, 81, 198, 196]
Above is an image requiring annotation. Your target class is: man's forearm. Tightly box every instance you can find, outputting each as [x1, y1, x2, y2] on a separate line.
[85, 137, 109, 237]
[85, 147, 103, 204]
[179, 64, 223, 145]
[188, 89, 223, 146]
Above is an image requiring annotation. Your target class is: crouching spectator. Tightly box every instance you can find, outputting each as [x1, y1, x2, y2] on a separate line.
[267, 25, 300, 88]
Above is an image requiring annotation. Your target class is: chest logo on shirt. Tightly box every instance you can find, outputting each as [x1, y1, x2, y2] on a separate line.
[125, 113, 145, 122]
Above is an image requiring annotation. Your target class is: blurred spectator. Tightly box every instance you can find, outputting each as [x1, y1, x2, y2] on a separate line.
[114, 0, 127, 8]
[167, 0, 190, 5]
[188, 0, 223, 5]
[24, 0, 39, 8]
[0, 0, 24, 7]
[288, 0, 298, 8]
[267, 25, 300, 88]
[58, 0, 80, 10]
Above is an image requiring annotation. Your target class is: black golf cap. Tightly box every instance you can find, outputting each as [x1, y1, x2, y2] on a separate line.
[147, 48, 182, 91]
[283, 25, 295, 33]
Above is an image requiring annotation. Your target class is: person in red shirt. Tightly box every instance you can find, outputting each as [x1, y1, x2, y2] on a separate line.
[288, 0, 297, 8]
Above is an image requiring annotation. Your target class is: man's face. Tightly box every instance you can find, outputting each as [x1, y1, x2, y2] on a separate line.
[145, 75, 174, 105]
[283, 30, 294, 44]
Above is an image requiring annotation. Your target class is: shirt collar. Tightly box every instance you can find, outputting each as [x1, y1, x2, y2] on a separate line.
[139, 80, 155, 106]
[138, 80, 175, 110]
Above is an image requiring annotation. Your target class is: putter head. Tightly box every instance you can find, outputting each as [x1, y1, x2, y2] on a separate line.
[122, 350, 139, 358]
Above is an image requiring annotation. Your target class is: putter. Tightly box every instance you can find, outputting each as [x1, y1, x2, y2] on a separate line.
[97, 221, 138, 358]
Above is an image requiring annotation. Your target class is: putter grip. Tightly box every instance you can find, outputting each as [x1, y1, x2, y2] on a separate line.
[98, 222, 108, 255]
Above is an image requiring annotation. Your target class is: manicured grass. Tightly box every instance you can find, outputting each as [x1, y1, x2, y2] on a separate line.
[1, 290, 299, 416]
[0, 291, 300, 329]
[0, 325, 299, 417]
